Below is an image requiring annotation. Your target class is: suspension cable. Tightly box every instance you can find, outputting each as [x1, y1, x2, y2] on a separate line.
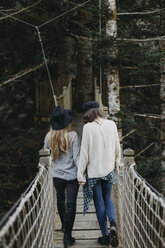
[0, 10, 36, 28]
[38, 0, 92, 28]
[36, 26, 57, 107]
[0, 1, 93, 106]
[99, 0, 102, 95]
[0, 0, 92, 29]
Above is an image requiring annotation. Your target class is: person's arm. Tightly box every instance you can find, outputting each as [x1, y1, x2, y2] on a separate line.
[43, 132, 50, 149]
[114, 123, 121, 175]
[77, 124, 89, 184]
[72, 132, 80, 168]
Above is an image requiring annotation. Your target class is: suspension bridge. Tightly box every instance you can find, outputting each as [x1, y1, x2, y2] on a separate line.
[0, 2, 165, 247]
[0, 112, 164, 248]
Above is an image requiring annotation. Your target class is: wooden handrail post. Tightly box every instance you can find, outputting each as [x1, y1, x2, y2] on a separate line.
[63, 86, 67, 109]
[124, 148, 136, 168]
[123, 148, 135, 248]
[39, 148, 51, 166]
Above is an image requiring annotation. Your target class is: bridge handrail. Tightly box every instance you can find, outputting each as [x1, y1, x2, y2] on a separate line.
[122, 148, 165, 248]
[0, 147, 165, 248]
[0, 149, 55, 248]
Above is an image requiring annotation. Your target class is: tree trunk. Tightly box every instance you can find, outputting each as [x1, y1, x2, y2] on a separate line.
[106, 0, 120, 117]
[160, 41, 165, 192]
[76, 38, 93, 112]
[56, 47, 69, 96]
[160, 0, 165, 193]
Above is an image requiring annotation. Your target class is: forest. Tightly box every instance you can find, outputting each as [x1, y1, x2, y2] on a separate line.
[0, 0, 165, 220]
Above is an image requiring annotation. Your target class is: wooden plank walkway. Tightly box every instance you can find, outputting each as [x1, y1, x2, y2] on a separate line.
[54, 187, 112, 248]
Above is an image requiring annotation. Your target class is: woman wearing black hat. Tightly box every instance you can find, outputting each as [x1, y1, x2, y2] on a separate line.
[77, 101, 120, 247]
[43, 106, 80, 248]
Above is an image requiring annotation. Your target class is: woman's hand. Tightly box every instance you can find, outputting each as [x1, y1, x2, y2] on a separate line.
[78, 181, 86, 186]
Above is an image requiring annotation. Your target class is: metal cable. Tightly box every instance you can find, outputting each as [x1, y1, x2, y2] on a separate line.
[38, 0, 92, 28]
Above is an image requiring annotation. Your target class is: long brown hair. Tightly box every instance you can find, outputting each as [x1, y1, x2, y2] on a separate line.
[49, 124, 72, 160]
[83, 108, 103, 124]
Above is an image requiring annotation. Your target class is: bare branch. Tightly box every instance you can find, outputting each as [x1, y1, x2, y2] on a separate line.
[134, 113, 165, 120]
[117, 36, 165, 42]
[0, 0, 42, 21]
[121, 129, 137, 141]
[70, 32, 165, 43]
[120, 83, 160, 89]
[135, 142, 155, 158]
[117, 8, 165, 16]
[70, 32, 93, 41]
[0, 62, 45, 87]
[120, 66, 138, 69]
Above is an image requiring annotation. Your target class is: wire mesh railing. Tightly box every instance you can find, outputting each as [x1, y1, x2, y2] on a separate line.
[122, 149, 165, 248]
[0, 150, 55, 248]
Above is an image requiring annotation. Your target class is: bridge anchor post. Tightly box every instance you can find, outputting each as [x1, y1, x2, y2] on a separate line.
[39, 148, 51, 166]
[123, 148, 136, 248]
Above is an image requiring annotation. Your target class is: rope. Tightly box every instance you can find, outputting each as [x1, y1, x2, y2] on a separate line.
[0, 0, 92, 28]
[122, 162, 165, 248]
[135, 170, 165, 200]
[0, 11, 36, 28]
[0, 1, 93, 106]
[0, 174, 38, 229]
[56, 81, 72, 100]
[36, 27, 57, 107]
[0, 0, 42, 21]
[0, 163, 56, 248]
[38, 0, 93, 28]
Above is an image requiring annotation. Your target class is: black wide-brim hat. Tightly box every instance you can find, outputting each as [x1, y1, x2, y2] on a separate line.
[50, 106, 72, 130]
[82, 101, 99, 113]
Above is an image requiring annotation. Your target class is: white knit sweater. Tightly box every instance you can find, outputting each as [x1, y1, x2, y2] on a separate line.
[77, 119, 121, 182]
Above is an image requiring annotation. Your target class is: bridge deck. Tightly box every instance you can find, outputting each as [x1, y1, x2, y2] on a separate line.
[54, 187, 111, 248]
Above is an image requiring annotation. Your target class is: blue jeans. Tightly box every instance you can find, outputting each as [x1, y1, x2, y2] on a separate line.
[53, 178, 79, 238]
[93, 180, 116, 235]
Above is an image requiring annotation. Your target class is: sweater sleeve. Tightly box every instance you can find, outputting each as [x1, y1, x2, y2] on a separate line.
[114, 123, 121, 175]
[72, 132, 80, 168]
[43, 132, 50, 149]
[77, 124, 89, 182]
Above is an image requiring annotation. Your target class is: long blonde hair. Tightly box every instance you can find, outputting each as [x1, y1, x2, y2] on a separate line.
[49, 124, 72, 160]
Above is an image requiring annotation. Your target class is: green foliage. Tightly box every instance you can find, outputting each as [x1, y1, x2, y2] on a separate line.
[136, 156, 165, 192]
[117, 1, 163, 196]
[0, 80, 35, 129]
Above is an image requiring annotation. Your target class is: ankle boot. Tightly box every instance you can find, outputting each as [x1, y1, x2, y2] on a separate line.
[110, 227, 119, 247]
[98, 234, 110, 245]
[63, 236, 75, 247]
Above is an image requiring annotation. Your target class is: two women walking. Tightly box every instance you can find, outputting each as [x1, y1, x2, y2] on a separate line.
[43, 101, 121, 247]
